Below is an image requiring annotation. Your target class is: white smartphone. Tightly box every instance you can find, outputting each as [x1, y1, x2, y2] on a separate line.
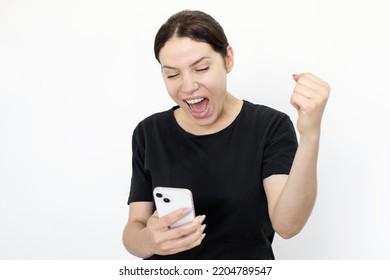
[153, 187, 195, 228]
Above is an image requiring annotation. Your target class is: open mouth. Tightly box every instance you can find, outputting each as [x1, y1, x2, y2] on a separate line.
[185, 97, 209, 114]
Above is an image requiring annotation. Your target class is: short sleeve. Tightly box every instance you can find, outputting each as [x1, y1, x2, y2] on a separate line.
[261, 115, 298, 180]
[127, 124, 154, 204]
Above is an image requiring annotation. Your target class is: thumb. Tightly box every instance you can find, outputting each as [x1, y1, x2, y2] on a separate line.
[292, 74, 300, 82]
[152, 210, 159, 218]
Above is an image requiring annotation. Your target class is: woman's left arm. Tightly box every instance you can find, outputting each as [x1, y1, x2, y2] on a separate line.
[264, 73, 330, 239]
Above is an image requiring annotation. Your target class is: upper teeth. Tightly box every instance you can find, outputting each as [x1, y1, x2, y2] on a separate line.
[186, 98, 204, 105]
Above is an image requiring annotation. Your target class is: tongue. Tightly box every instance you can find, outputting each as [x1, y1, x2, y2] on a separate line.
[190, 98, 208, 113]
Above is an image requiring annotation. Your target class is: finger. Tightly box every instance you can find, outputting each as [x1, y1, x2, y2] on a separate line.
[147, 210, 161, 225]
[294, 75, 330, 99]
[158, 208, 193, 228]
[152, 210, 159, 217]
[146, 210, 168, 232]
[291, 93, 312, 113]
[160, 233, 206, 255]
[292, 74, 300, 82]
[149, 208, 190, 231]
[164, 215, 206, 241]
[293, 83, 315, 99]
[150, 213, 204, 250]
[293, 73, 331, 96]
[294, 83, 330, 108]
[293, 74, 322, 100]
[297, 76, 325, 93]
[180, 230, 206, 252]
[299, 72, 331, 90]
[161, 224, 206, 255]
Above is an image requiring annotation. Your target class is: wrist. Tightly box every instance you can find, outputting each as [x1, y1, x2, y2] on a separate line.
[298, 131, 321, 144]
[140, 227, 155, 258]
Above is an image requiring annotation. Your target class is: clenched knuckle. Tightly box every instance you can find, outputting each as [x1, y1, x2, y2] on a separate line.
[152, 235, 164, 246]
[161, 243, 170, 251]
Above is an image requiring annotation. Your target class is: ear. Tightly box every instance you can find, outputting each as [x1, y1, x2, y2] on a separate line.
[224, 45, 234, 73]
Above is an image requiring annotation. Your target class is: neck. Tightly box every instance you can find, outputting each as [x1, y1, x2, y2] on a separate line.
[175, 93, 243, 136]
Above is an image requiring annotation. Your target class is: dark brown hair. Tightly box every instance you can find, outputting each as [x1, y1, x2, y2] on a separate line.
[154, 10, 229, 63]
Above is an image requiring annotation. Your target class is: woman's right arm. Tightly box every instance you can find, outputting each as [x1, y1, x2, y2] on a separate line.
[123, 202, 206, 259]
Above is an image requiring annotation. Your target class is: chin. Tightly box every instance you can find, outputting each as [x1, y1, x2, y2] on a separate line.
[192, 115, 217, 128]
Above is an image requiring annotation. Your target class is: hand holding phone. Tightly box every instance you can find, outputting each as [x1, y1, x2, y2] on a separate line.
[153, 187, 195, 228]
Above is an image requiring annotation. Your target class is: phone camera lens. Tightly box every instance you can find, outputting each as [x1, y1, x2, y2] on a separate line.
[156, 193, 162, 198]
[163, 198, 170, 203]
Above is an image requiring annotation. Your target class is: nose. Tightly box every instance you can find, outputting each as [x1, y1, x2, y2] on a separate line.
[181, 72, 199, 94]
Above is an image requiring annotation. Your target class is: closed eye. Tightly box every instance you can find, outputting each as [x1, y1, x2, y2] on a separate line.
[167, 73, 179, 79]
[195, 66, 209, 73]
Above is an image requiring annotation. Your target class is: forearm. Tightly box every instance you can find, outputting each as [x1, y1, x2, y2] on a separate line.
[272, 135, 320, 238]
[123, 221, 153, 259]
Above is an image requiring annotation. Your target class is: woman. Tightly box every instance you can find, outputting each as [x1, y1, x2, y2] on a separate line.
[123, 10, 330, 259]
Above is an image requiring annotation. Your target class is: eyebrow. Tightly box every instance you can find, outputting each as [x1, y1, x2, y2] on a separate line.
[161, 56, 211, 70]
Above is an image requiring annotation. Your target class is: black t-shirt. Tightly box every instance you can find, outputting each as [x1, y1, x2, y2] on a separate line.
[128, 100, 298, 259]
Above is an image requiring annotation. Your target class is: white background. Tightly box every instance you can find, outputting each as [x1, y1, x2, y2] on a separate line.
[1, 0, 389, 260]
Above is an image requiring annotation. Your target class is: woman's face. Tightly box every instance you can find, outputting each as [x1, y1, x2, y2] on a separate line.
[159, 36, 233, 128]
